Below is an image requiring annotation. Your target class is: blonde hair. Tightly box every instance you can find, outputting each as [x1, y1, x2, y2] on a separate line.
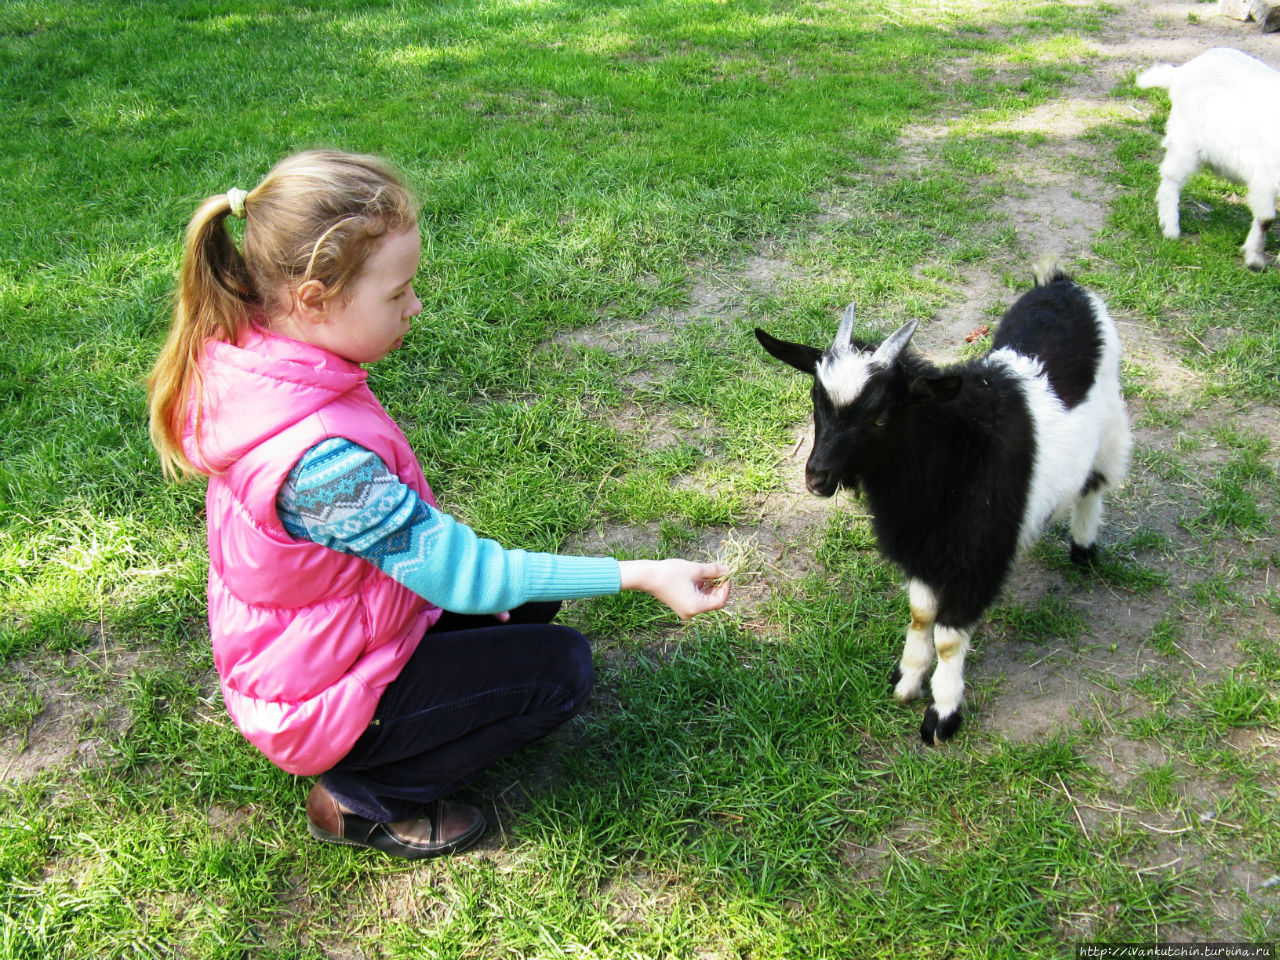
[146, 149, 419, 478]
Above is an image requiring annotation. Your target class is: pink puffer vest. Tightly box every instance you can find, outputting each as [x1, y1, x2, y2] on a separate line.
[182, 329, 441, 775]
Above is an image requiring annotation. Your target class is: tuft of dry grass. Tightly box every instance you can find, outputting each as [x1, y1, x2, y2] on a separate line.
[708, 531, 767, 586]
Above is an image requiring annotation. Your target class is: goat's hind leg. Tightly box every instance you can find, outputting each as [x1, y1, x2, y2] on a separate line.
[1156, 146, 1197, 240]
[922, 623, 973, 745]
[1242, 179, 1276, 271]
[1068, 471, 1106, 566]
[891, 579, 936, 703]
[1070, 413, 1131, 566]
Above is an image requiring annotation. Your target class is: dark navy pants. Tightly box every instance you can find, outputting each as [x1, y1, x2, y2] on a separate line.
[321, 602, 594, 822]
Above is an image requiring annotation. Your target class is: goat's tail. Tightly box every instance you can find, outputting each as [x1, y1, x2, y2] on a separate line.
[1136, 63, 1176, 89]
[1031, 254, 1070, 288]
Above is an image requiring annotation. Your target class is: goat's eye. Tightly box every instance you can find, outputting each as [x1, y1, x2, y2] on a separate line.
[874, 414, 889, 428]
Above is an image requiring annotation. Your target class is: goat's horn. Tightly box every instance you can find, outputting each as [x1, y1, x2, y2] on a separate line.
[870, 319, 919, 366]
[834, 302, 857, 349]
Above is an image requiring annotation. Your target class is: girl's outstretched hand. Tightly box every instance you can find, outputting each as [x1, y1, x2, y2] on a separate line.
[618, 559, 731, 619]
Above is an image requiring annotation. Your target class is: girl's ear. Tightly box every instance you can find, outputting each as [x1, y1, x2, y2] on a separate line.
[293, 279, 330, 324]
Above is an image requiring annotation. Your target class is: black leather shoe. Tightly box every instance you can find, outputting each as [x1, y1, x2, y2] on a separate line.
[306, 781, 485, 860]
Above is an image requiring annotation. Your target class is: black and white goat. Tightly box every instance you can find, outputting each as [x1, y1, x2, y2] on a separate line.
[1136, 47, 1280, 271]
[756, 264, 1131, 744]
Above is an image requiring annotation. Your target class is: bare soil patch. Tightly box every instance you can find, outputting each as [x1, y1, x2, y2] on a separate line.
[0, 640, 144, 783]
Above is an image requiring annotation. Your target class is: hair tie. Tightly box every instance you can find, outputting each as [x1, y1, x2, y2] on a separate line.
[226, 187, 248, 220]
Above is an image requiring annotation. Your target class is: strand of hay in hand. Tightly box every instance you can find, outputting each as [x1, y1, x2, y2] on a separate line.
[707, 531, 765, 586]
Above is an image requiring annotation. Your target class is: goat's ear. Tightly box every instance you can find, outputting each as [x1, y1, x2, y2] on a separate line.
[755, 328, 821, 374]
[907, 375, 962, 405]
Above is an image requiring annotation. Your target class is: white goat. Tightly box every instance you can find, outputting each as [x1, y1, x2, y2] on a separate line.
[1136, 47, 1280, 270]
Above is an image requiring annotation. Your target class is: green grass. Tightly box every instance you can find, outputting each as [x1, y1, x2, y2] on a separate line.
[2, 0, 1278, 957]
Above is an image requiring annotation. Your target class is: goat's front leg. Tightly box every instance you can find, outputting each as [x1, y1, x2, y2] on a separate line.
[891, 579, 936, 703]
[921, 623, 973, 745]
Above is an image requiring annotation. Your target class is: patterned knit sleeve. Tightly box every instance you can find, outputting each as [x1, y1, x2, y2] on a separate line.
[277, 438, 620, 614]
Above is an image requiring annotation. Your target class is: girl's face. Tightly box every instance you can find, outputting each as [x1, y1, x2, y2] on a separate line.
[311, 226, 423, 364]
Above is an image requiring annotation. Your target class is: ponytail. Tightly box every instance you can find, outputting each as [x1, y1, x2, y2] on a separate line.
[147, 193, 257, 478]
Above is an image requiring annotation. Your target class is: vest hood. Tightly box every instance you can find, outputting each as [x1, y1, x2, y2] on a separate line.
[183, 329, 368, 475]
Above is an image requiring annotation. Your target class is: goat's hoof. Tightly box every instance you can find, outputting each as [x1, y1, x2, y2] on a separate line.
[920, 706, 963, 746]
[891, 667, 924, 703]
[1069, 542, 1098, 567]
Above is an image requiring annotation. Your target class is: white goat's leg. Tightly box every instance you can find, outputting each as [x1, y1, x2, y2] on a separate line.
[892, 579, 936, 703]
[921, 624, 972, 745]
[1242, 179, 1277, 271]
[1156, 148, 1198, 239]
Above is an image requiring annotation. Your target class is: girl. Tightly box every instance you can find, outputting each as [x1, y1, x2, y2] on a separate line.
[147, 149, 730, 861]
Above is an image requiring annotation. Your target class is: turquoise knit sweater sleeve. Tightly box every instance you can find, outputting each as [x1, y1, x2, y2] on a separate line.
[277, 437, 621, 614]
